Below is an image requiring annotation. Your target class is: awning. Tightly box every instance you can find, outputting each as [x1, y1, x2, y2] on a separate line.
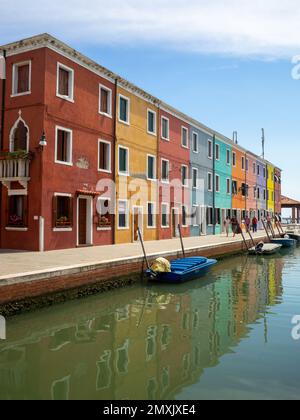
[76, 189, 101, 197]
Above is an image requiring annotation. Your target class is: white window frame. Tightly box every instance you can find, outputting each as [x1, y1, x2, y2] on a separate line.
[147, 154, 156, 181]
[11, 60, 32, 97]
[147, 201, 156, 229]
[192, 132, 199, 153]
[98, 139, 112, 173]
[53, 192, 73, 232]
[192, 167, 198, 189]
[161, 117, 170, 141]
[99, 84, 112, 118]
[192, 205, 199, 227]
[181, 165, 189, 188]
[117, 199, 129, 230]
[207, 172, 213, 192]
[161, 203, 170, 228]
[215, 144, 220, 161]
[118, 94, 130, 125]
[181, 126, 189, 149]
[215, 174, 220, 193]
[226, 178, 231, 195]
[56, 62, 74, 102]
[226, 149, 231, 165]
[207, 206, 213, 226]
[55, 126, 73, 166]
[118, 145, 130, 176]
[208, 140, 213, 159]
[161, 158, 169, 184]
[232, 152, 236, 167]
[147, 109, 157, 136]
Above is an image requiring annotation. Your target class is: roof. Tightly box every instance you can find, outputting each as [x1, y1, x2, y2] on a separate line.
[0, 33, 281, 169]
[281, 195, 300, 207]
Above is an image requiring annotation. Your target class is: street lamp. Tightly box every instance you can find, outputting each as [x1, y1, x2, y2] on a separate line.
[39, 131, 47, 148]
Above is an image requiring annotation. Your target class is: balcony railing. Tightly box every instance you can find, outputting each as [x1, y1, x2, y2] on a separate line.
[0, 152, 32, 181]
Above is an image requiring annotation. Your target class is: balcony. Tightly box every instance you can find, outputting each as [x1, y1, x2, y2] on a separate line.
[0, 151, 32, 192]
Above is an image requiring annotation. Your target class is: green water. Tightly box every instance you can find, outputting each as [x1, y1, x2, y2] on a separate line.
[1, 247, 300, 400]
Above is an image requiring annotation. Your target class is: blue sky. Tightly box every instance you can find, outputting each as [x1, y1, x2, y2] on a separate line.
[0, 0, 299, 202]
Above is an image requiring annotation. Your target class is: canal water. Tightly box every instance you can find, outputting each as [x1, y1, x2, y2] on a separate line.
[1, 247, 300, 400]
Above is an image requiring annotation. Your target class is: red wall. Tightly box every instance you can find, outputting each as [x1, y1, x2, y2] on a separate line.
[158, 109, 190, 240]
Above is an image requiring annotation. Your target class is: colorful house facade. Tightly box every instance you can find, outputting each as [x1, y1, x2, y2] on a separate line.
[256, 157, 267, 223]
[267, 162, 275, 215]
[246, 152, 258, 219]
[231, 145, 246, 222]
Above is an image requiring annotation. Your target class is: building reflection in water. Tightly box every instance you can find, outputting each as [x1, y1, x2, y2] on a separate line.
[0, 255, 285, 400]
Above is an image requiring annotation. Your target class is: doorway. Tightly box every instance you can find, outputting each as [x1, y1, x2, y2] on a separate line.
[171, 208, 179, 238]
[77, 196, 93, 246]
[132, 206, 143, 242]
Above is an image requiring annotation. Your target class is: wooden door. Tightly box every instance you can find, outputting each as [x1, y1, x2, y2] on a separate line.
[78, 198, 87, 245]
[133, 211, 139, 242]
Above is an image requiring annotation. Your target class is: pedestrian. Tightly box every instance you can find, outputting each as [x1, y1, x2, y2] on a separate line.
[231, 216, 238, 237]
[224, 216, 231, 237]
[245, 216, 251, 232]
[267, 214, 272, 231]
[252, 216, 258, 233]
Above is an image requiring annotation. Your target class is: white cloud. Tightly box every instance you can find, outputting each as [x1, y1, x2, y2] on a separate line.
[1, 0, 300, 58]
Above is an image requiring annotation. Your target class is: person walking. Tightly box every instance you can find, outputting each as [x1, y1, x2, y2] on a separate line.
[231, 216, 238, 237]
[245, 215, 251, 232]
[267, 214, 272, 231]
[252, 216, 258, 233]
[224, 216, 231, 237]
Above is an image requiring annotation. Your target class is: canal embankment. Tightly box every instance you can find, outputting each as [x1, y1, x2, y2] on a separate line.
[0, 232, 269, 316]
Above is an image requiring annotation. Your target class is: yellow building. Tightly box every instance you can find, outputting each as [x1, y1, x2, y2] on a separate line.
[267, 163, 275, 214]
[115, 84, 159, 244]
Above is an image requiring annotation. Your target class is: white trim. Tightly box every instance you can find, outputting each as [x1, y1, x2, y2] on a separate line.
[161, 202, 170, 228]
[181, 126, 189, 149]
[161, 116, 170, 141]
[147, 201, 156, 229]
[192, 131, 199, 154]
[207, 172, 213, 192]
[117, 199, 129, 230]
[118, 145, 130, 176]
[147, 154, 156, 181]
[99, 84, 112, 118]
[118, 94, 130, 125]
[56, 62, 74, 102]
[208, 139, 213, 160]
[11, 60, 31, 97]
[55, 126, 73, 166]
[5, 227, 28, 232]
[9, 114, 30, 152]
[147, 109, 157, 136]
[192, 167, 198, 189]
[77, 195, 93, 246]
[232, 151, 236, 167]
[226, 149, 231, 165]
[53, 227, 73, 232]
[181, 164, 189, 188]
[54, 192, 72, 197]
[98, 139, 112, 173]
[161, 158, 169, 184]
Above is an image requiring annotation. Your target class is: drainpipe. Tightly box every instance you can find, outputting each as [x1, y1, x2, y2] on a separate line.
[212, 133, 216, 235]
[113, 78, 118, 245]
[0, 49, 6, 246]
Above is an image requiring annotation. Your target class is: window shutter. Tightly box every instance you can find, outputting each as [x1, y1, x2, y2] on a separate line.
[53, 196, 58, 228]
[18, 64, 29, 93]
[59, 68, 69, 96]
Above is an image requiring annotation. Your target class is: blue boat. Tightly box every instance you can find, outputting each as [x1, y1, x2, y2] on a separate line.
[147, 257, 217, 284]
[271, 238, 297, 248]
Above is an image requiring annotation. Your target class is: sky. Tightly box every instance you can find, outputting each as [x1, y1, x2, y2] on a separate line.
[0, 0, 299, 203]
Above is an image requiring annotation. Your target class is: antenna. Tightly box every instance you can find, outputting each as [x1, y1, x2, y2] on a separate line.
[261, 128, 265, 159]
[232, 131, 238, 144]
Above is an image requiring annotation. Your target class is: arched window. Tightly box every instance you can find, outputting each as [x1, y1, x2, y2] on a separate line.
[9, 117, 29, 152]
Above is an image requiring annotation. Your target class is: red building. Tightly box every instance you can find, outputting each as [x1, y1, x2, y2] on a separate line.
[158, 105, 190, 240]
[0, 34, 116, 251]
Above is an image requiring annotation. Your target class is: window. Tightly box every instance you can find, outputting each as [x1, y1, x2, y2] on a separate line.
[12, 61, 31, 96]
[181, 165, 188, 187]
[99, 85, 112, 116]
[253, 162, 256, 174]
[215, 174, 220, 192]
[264, 189, 266, 200]
[119, 95, 130, 124]
[226, 178, 231, 194]
[118, 146, 129, 175]
[215, 208, 221, 225]
[208, 172, 213, 191]
[161, 203, 169, 228]
[53, 195, 73, 228]
[97, 198, 112, 229]
[118, 200, 129, 229]
[263, 167, 266, 178]
[182, 206, 188, 227]
[246, 158, 249, 172]
[55, 127, 72, 165]
[147, 155, 156, 180]
[192, 132, 198, 153]
[257, 164, 260, 176]
[7, 196, 27, 227]
[207, 207, 213, 225]
[98, 140, 111, 172]
[181, 127, 189, 148]
[192, 168, 198, 189]
[232, 180, 238, 195]
[191, 206, 199, 226]
[232, 152, 236, 166]
[242, 156, 245, 170]
[57, 63, 74, 101]
[147, 202, 156, 228]
[161, 117, 169, 140]
[257, 188, 260, 200]
[161, 159, 169, 183]
[241, 183, 247, 197]
[147, 110, 156, 135]
[208, 140, 212, 159]
[10, 119, 28, 152]
[226, 149, 230, 165]
[215, 144, 220, 160]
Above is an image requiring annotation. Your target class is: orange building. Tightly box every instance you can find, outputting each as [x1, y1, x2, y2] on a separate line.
[232, 145, 247, 221]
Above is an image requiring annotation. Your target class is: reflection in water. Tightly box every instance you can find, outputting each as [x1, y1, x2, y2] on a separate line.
[0, 251, 294, 400]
